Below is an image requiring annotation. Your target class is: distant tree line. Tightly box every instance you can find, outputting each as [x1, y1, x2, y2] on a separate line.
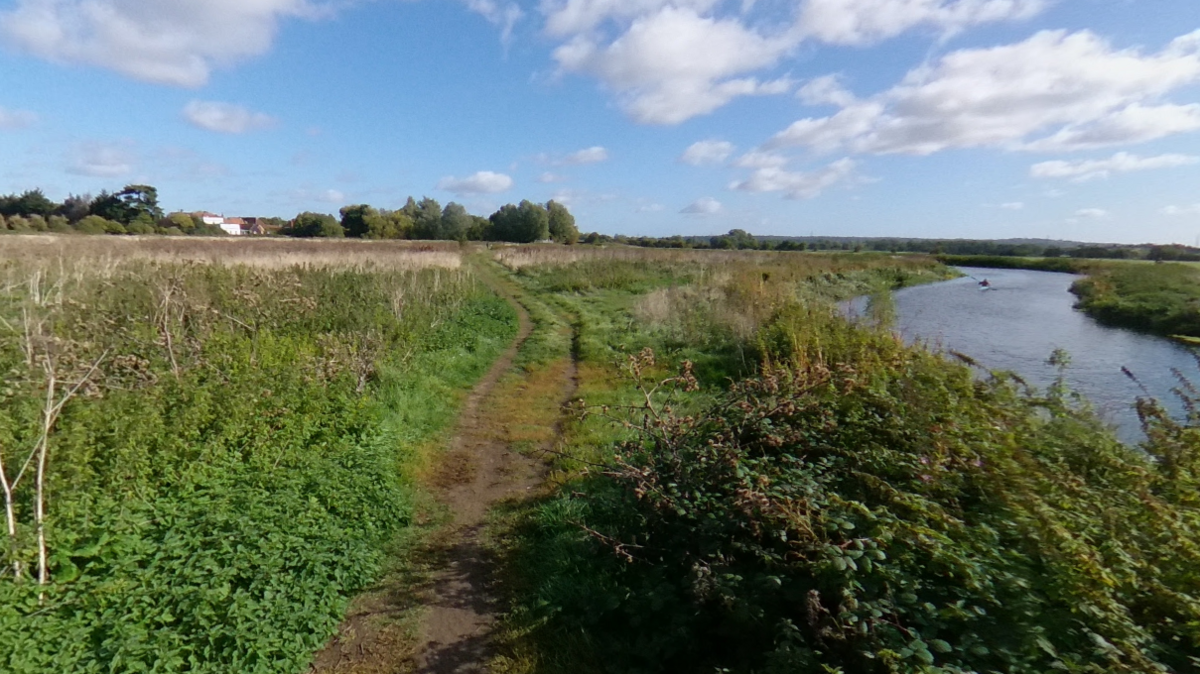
[284, 197, 578, 244]
[601, 229, 1200, 261]
[0, 186, 579, 244]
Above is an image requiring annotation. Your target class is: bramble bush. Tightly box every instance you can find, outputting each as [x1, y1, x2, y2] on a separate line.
[519, 307, 1200, 674]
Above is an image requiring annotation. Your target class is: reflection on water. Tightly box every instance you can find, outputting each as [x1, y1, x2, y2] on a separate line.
[845, 267, 1200, 443]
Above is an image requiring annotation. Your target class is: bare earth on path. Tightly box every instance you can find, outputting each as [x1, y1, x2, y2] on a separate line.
[309, 274, 576, 674]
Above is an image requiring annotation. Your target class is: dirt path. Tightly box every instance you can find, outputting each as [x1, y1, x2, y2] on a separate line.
[310, 270, 576, 674]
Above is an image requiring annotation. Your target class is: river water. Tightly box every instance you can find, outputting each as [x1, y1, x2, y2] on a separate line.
[846, 266, 1200, 443]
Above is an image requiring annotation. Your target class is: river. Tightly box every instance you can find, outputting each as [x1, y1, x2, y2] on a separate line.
[845, 266, 1200, 443]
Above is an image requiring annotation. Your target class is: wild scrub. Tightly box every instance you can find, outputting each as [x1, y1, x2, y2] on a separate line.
[493, 248, 1200, 674]
[0, 247, 515, 672]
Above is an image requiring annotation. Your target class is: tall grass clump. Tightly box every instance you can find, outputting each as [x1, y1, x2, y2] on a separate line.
[0, 245, 514, 673]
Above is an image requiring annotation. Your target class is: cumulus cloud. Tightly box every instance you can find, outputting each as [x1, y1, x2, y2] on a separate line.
[437, 171, 515, 195]
[66, 141, 135, 177]
[537, 171, 566, 183]
[797, 0, 1046, 46]
[730, 158, 857, 199]
[1030, 152, 1199, 182]
[183, 100, 276, 133]
[768, 29, 1200, 155]
[680, 139, 735, 165]
[1075, 208, 1109, 218]
[1162, 204, 1200, 216]
[0, 106, 37, 129]
[552, 7, 793, 124]
[542, 0, 1045, 124]
[0, 0, 326, 87]
[681, 196, 722, 214]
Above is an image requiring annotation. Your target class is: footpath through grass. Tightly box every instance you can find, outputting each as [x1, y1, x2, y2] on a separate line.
[0, 241, 516, 673]
[486, 245, 1200, 674]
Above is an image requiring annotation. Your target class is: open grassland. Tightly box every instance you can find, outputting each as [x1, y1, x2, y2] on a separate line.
[0, 236, 514, 673]
[488, 246, 1200, 674]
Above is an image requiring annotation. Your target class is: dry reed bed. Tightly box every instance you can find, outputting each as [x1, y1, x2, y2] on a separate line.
[492, 244, 786, 270]
[0, 235, 463, 271]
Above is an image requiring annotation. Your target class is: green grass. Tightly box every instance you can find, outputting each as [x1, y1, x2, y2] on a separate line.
[0, 261, 516, 674]
[1070, 262, 1200, 336]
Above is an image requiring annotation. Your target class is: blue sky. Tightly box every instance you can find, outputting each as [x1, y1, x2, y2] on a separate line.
[1, 0, 1199, 243]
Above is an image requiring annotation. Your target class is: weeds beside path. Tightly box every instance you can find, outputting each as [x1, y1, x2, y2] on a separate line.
[309, 259, 578, 674]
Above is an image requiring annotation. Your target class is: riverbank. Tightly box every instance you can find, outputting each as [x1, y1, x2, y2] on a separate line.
[486, 248, 1200, 674]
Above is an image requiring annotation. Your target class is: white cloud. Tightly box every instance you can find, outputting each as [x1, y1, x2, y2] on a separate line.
[66, 141, 135, 177]
[319, 189, 345, 203]
[797, 0, 1047, 46]
[464, 0, 523, 46]
[552, 7, 792, 124]
[183, 100, 276, 134]
[1031, 152, 1199, 182]
[437, 171, 515, 195]
[0, 106, 37, 129]
[729, 157, 857, 199]
[680, 139, 734, 165]
[681, 196, 722, 214]
[732, 149, 788, 169]
[1075, 208, 1109, 218]
[636, 202, 665, 212]
[797, 74, 856, 106]
[769, 29, 1200, 155]
[564, 145, 609, 164]
[1162, 204, 1200, 216]
[0, 0, 326, 87]
[537, 171, 566, 183]
[1000, 201, 1024, 210]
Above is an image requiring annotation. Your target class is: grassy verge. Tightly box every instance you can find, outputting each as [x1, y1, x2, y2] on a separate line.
[1069, 262, 1200, 337]
[0, 250, 516, 673]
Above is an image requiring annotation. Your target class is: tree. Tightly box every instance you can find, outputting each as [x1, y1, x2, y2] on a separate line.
[489, 200, 549, 243]
[466, 216, 492, 241]
[0, 189, 56, 217]
[340, 204, 385, 238]
[440, 202, 472, 242]
[160, 212, 197, 234]
[412, 197, 443, 239]
[384, 210, 414, 239]
[286, 212, 343, 238]
[547, 200, 579, 244]
[88, 191, 127, 223]
[55, 194, 92, 223]
[117, 185, 162, 223]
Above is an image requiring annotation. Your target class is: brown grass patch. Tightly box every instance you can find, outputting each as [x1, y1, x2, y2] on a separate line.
[0, 234, 463, 270]
[480, 357, 577, 451]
